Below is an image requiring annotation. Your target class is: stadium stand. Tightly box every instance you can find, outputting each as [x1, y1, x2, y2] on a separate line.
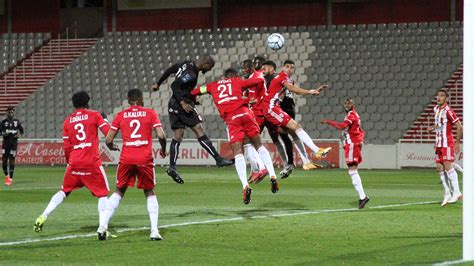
[0, 33, 50, 74]
[0, 38, 97, 115]
[13, 21, 462, 144]
[402, 64, 463, 142]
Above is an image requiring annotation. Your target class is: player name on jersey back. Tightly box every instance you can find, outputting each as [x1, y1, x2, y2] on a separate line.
[124, 111, 147, 118]
[69, 114, 88, 123]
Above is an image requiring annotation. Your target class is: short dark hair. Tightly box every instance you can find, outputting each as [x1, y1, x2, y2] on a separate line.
[283, 59, 295, 65]
[6, 107, 14, 112]
[253, 55, 266, 63]
[224, 68, 239, 78]
[242, 59, 253, 69]
[262, 60, 276, 70]
[128, 89, 143, 102]
[72, 91, 90, 108]
[437, 89, 449, 97]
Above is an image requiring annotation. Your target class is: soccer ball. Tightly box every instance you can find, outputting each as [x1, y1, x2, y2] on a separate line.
[267, 33, 285, 50]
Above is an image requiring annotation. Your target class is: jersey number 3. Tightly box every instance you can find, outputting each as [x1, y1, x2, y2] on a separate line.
[74, 123, 86, 141]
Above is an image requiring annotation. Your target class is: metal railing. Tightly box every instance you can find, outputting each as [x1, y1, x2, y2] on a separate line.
[1, 20, 79, 96]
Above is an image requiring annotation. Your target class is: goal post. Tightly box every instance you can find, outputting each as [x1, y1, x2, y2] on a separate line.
[463, 0, 474, 260]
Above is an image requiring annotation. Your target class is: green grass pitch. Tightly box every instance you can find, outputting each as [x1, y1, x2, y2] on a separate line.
[0, 166, 466, 264]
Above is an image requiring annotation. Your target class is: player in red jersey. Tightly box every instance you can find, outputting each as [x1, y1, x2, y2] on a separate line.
[240, 58, 270, 181]
[34, 91, 112, 238]
[252, 60, 332, 166]
[101, 89, 167, 240]
[430, 89, 463, 206]
[258, 60, 316, 174]
[321, 99, 370, 209]
[191, 68, 279, 204]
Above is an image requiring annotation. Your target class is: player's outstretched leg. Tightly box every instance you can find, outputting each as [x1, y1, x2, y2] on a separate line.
[197, 135, 233, 167]
[288, 130, 318, 171]
[294, 127, 331, 158]
[287, 120, 332, 159]
[167, 138, 184, 184]
[34, 191, 67, 232]
[348, 168, 369, 209]
[192, 124, 233, 167]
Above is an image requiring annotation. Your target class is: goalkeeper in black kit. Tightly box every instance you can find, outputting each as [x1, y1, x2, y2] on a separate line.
[151, 55, 233, 184]
[1, 108, 24, 186]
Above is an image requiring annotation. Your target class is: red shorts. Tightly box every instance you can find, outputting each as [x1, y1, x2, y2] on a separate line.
[344, 143, 363, 166]
[263, 106, 292, 128]
[61, 166, 109, 198]
[116, 164, 156, 190]
[225, 111, 260, 144]
[435, 146, 455, 164]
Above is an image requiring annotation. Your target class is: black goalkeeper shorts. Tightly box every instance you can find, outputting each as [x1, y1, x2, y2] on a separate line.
[2, 141, 18, 157]
[168, 106, 203, 130]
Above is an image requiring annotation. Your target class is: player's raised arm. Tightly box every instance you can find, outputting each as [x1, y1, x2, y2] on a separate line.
[152, 63, 180, 91]
[190, 85, 209, 96]
[240, 76, 264, 89]
[320, 118, 351, 130]
[284, 81, 329, 95]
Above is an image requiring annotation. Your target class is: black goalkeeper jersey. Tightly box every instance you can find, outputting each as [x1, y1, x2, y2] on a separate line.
[157, 60, 200, 109]
[0, 118, 23, 145]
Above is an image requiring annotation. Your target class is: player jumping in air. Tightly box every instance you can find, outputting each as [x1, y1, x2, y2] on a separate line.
[152, 55, 233, 184]
[34, 92, 111, 236]
[258, 60, 314, 175]
[103, 89, 167, 240]
[252, 60, 332, 167]
[1, 107, 23, 186]
[321, 99, 370, 209]
[191, 68, 279, 203]
[239, 58, 269, 182]
[430, 89, 463, 207]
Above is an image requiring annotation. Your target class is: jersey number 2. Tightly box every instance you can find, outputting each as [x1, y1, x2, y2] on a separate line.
[218, 84, 232, 98]
[130, 120, 142, 138]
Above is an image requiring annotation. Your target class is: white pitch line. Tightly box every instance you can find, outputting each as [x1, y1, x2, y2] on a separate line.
[1, 186, 59, 191]
[0, 200, 438, 247]
[433, 259, 470, 265]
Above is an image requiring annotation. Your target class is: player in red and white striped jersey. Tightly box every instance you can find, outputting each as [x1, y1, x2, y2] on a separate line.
[431, 89, 463, 206]
[321, 99, 369, 209]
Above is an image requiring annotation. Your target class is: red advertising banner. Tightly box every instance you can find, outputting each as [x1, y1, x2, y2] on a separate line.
[9, 142, 67, 165]
[5, 139, 341, 167]
[6, 140, 218, 166]
[219, 140, 341, 168]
